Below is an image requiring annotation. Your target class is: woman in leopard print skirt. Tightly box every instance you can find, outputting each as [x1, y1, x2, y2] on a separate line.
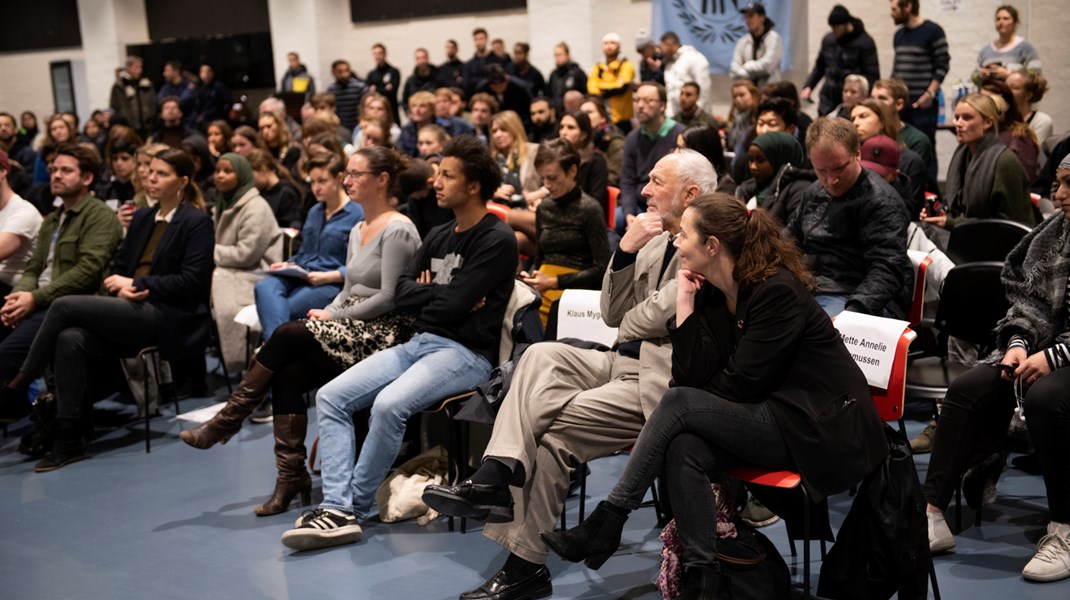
[180, 147, 421, 516]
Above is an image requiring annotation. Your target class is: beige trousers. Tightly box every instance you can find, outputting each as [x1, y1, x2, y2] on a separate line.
[482, 342, 646, 563]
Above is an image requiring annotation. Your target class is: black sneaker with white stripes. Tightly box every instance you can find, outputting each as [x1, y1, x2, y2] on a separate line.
[281, 508, 362, 551]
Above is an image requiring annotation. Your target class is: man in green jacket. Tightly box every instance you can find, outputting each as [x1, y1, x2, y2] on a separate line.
[0, 143, 121, 423]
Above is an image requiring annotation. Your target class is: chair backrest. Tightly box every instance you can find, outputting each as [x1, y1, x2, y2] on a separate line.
[497, 279, 543, 365]
[906, 250, 932, 325]
[557, 289, 619, 347]
[606, 186, 619, 228]
[933, 261, 1008, 349]
[832, 313, 916, 422]
[485, 202, 510, 222]
[946, 219, 1031, 264]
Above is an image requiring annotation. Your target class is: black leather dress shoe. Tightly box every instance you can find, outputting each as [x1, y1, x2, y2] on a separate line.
[0, 386, 29, 424]
[423, 480, 514, 523]
[459, 565, 552, 600]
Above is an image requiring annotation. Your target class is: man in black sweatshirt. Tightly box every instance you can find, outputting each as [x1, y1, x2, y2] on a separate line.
[281, 136, 517, 551]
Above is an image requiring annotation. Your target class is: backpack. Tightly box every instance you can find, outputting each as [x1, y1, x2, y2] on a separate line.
[817, 425, 931, 599]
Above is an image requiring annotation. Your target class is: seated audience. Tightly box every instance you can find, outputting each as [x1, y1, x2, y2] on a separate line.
[253, 153, 362, 340]
[258, 112, 303, 174]
[924, 155, 1070, 584]
[475, 65, 533, 127]
[851, 99, 928, 215]
[832, 74, 869, 120]
[248, 149, 305, 230]
[735, 131, 810, 224]
[981, 79, 1041, 183]
[400, 158, 453, 239]
[519, 139, 611, 326]
[0, 148, 213, 472]
[231, 125, 267, 157]
[150, 97, 201, 149]
[32, 115, 75, 185]
[871, 78, 937, 187]
[674, 81, 715, 128]
[422, 150, 718, 599]
[181, 147, 420, 517]
[527, 97, 557, 144]
[761, 81, 812, 142]
[281, 136, 516, 550]
[556, 110, 608, 211]
[921, 94, 1035, 231]
[97, 126, 143, 203]
[1006, 69, 1053, 146]
[0, 149, 42, 298]
[562, 90, 585, 114]
[677, 123, 736, 195]
[618, 82, 685, 230]
[0, 144, 121, 396]
[580, 96, 625, 187]
[490, 110, 542, 256]
[787, 117, 913, 317]
[396, 91, 474, 158]
[206, 120, 233, 159]
[210, 152, 283, 374]
[181, 136, 217, 199]
[541, 193, 887, 596]
[417, 124, 450, 160]
[352, 92, 401, 149]
[727, 79, 761, 183]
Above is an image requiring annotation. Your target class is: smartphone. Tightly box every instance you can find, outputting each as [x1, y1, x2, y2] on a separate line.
[924, 193, 945, 217]
[1000, 364, 1017, 375]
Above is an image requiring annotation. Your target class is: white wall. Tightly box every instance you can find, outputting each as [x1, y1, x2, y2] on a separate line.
[0, 47, 86, 125]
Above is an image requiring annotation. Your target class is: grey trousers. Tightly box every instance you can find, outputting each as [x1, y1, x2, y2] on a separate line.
[482, 342, 647, 563]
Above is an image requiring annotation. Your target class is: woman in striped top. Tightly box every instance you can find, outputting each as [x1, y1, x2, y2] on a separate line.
[923, 153, 1070, 583]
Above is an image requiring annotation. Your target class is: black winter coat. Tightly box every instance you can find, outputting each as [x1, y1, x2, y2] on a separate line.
[802, 19, 880, 116]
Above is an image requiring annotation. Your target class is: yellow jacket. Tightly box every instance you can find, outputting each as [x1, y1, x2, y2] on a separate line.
[587, 58, 635, 124]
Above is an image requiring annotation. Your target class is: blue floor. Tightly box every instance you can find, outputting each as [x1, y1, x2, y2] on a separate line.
[2, 379, 1069, 600]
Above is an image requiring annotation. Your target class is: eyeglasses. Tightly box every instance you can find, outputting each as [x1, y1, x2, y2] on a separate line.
[344, 170, 377, 180]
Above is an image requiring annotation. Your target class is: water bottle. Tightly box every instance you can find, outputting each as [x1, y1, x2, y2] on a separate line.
[936, 89, 946, 125]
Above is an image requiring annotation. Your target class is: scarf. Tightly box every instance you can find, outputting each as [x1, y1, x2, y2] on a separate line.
[215, 152, 254, 216]
[751, 132, 804, 202]
[944, 131, 1006, 219]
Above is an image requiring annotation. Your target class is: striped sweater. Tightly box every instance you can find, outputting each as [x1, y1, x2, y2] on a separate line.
[1008, 276, 1070, 370]
[892, 21, 950, 102]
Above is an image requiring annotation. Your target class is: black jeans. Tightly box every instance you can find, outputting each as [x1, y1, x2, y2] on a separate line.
[606, 387, 793, 563]
[22, 295, 160, 421]
[256, 320, 343, 415]
[0, 308, 47, 385]
[924, 364, 1070, 522]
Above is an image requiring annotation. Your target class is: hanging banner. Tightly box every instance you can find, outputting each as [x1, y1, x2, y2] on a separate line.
[652, 0, 793, 75]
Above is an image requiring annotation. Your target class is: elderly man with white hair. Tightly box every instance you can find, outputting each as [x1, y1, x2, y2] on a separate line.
[425, 149, 719, 600]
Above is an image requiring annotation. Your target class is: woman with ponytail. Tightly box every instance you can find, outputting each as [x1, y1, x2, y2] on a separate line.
[1, 148, 216, 471]
[541, 193, 889, 597]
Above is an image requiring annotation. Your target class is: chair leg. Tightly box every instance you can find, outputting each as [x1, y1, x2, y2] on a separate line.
[211, 320, 233, 395]
[955, 485, 962, 532]
[142, 353, 152, 453]
[802, 493, 811, 597]
[929, 555, 942, 600]
[578, 464, 587, 522]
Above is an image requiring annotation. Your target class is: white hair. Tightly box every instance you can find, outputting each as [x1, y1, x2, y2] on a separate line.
[670, 148, 718, 194]
[259, 97, 286, 118]
[844, 74, 869, 91]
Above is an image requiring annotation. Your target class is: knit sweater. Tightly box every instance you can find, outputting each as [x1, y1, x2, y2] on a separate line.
[534, 186, 611, 290]
[892, 21, 950, 103]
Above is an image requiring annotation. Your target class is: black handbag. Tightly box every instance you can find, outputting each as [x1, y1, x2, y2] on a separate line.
[713, 523, 792, 600]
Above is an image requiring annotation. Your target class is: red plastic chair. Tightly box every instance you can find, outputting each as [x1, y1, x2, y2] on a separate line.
[727, 322, 917, 597]
[485, 202, 510, 222]
[908, 253, 932, 326]
[605, 186, 619, 228]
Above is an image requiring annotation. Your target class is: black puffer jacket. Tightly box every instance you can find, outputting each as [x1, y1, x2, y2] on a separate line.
[802, 18, 880, 116]
[787, 170, 914, 316]
[737, 164, 817, 226]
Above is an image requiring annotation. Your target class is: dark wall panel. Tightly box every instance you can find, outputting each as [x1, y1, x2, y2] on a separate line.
[0, 0, 81, 52]
[350, 0, 526, 22]
[146, 0, 270, 40]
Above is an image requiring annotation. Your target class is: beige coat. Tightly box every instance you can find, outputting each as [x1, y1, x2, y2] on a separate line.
[211, 188, 283, 372]
[600, 231, 679, 418]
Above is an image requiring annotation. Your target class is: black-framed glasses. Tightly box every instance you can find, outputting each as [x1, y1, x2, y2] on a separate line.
[344, 170, 377, 180]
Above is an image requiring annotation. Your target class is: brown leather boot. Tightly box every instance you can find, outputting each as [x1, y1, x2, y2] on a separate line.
[255, 414, 313, 516]
[179, 360, 274, 449]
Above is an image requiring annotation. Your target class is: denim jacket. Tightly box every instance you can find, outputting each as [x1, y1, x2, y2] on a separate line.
[292, 201, 362, 276]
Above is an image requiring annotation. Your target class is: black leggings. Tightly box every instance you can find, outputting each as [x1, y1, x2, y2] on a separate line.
[256, 320, 344, 415]
[924, 364, 1070, 522]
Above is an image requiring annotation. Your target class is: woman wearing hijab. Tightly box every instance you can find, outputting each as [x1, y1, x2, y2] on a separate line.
[734, 131, 812, 224]
[211, 152, 283, 374]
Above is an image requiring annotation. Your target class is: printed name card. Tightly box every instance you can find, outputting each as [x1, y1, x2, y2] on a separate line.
[832, 311, 910, 389]
[557, 289, 618, 347]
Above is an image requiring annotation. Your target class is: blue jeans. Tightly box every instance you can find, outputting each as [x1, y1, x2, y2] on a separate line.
[316, 332, 492, 517]
[254, 275, 341, 339]
[814, 294, 849, 317]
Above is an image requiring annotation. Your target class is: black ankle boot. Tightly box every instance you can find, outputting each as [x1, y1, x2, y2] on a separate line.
[539, 500, 630, 569]
[34, 419, 87, 473]
[677, 565, 720, 599]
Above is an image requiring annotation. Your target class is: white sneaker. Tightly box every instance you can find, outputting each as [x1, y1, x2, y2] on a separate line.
[1022, 522, 1070, 582]
[281, 508, 362, 551]
[927, 511, 955, 554]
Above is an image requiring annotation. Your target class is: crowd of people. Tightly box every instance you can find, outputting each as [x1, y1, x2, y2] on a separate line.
[0, 0, 1067, 597]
